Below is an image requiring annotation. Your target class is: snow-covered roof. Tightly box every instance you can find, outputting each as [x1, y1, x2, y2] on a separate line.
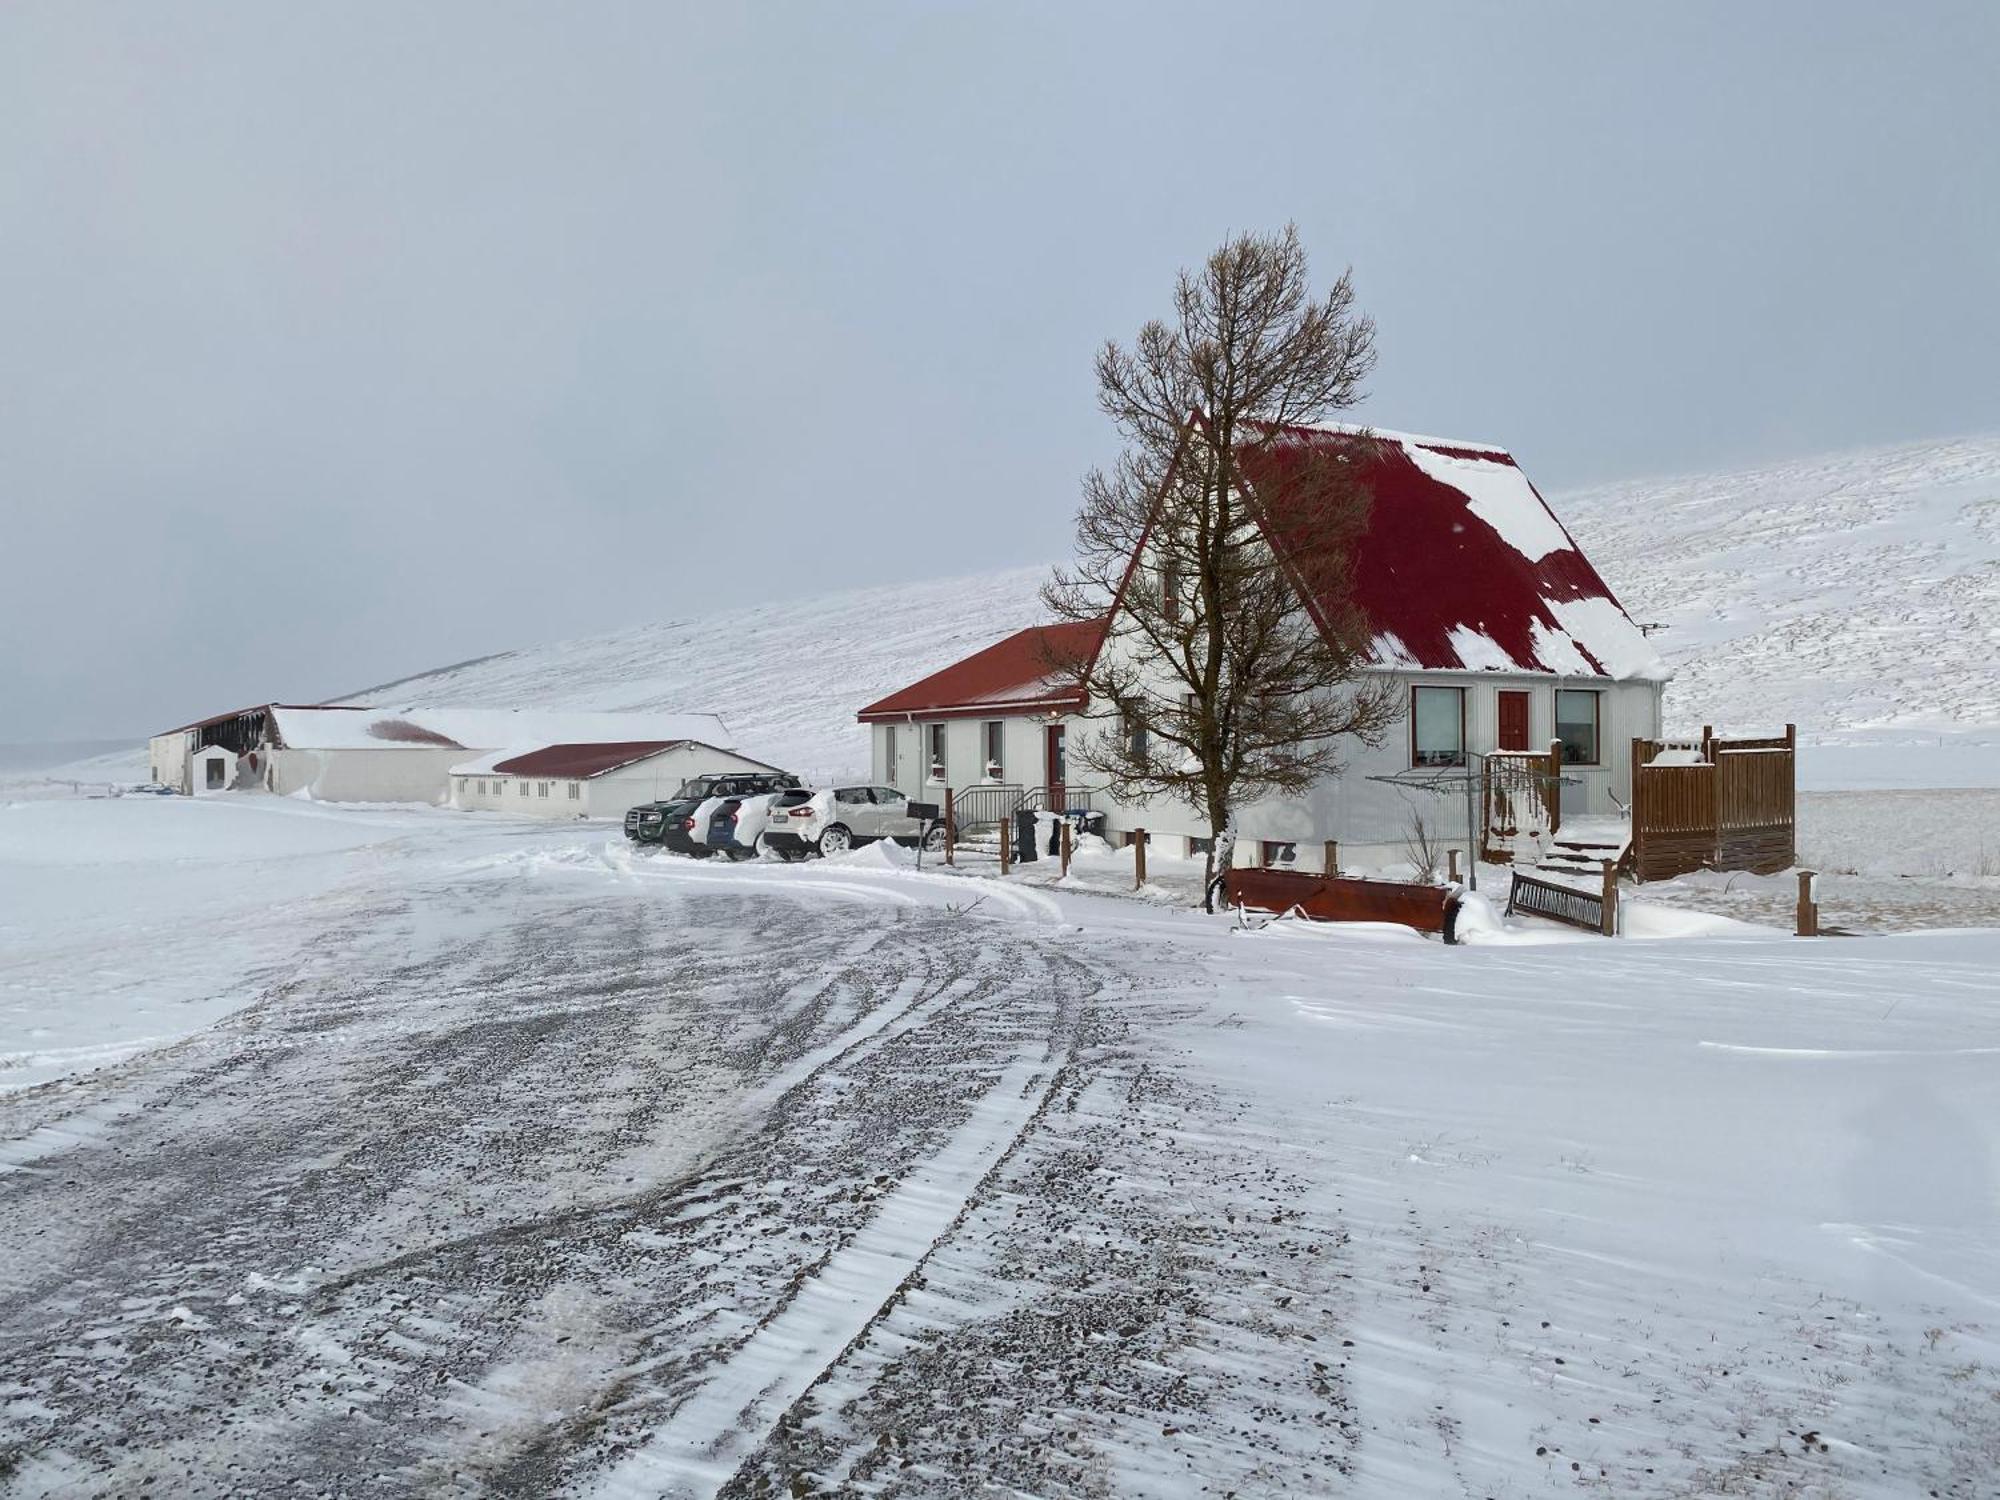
[1234, 422, 1669, 681]
[269, 705, 733, 753]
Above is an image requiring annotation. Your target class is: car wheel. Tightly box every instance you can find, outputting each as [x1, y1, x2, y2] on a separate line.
[922, 824, 947, 853]
[816, 823, 852, 856]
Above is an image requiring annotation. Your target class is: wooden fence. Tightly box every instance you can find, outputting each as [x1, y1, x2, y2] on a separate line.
[1506, 866, 1618, 935]
[1630, 725, 1796, 882]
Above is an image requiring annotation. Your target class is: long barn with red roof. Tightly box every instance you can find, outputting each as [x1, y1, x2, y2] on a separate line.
[857, 421, 1669, 872]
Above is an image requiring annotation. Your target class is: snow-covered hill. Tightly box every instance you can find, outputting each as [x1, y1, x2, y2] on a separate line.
[336, 564, 1056, 781]
[1555, 433, 2000, 737]
[342, 433, 1998, 780]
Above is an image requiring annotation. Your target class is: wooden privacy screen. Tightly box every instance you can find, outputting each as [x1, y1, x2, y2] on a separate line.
[1630, 726, 1796, 882]
[1224, 868, 1452, 936]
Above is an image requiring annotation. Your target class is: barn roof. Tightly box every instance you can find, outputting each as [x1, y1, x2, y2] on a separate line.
[1231, 421, 1667, 680]
[266, 705, 734, 752]
[856, 619, 1108, 722]
[450, 740, 777, 779]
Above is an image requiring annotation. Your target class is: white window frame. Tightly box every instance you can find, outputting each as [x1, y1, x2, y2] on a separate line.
[926, 723, 947, 784]
[982, 720, 1004, 781]
[1411, 685, 1467, 769]
[1555, 688, 1603, 767]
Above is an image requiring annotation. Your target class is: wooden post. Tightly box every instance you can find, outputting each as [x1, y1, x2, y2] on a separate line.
[1447, 848, 1461, 884]
[1701, 724, 1714, 763]
[1600, 859, 1619, 937]
[1547, 739, 1563, 835]
[998, 807, 1011, 875]
[1797, 870, 1818, 937]
[1133, 827, 1147, 889]
[943, 786, 956, 867]
[1323, 839, 1339, 877]
[1060, 820, 1072, 877]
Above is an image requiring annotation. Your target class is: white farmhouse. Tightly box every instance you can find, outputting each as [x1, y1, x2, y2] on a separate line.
[859, 422, 1670, 871]
[449, 740, 782, 819]
[147, 704, 748, 805]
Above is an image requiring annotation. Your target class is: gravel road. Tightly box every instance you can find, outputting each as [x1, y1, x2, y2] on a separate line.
[0, 858, 1348, 1498]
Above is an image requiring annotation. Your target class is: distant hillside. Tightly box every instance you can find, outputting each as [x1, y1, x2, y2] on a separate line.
[1556, 434, 2000, 737]
[334, 565, 1055, 780]
[342, 435, 1997, 778]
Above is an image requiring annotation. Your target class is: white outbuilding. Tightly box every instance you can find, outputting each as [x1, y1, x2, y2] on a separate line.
[449, 740, 782, 819]
[147, 704, 753, 804]
[190, 744, 239, 796]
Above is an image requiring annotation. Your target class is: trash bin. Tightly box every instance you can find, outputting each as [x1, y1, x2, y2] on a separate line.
[1012, 808, 1039, 863]
[1071, 810, 1107, 842]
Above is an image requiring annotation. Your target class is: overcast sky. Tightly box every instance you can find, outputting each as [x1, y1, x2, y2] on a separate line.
[3, 3, 1996, 741]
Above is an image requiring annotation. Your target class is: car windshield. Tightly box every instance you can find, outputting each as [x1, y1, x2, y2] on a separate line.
[672, 780, 713, 800]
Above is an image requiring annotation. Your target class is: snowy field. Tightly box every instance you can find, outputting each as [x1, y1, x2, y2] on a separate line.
[2, 794, 1996, 1498]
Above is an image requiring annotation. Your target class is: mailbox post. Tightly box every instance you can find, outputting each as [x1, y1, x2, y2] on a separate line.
[907, 801, 939, 871]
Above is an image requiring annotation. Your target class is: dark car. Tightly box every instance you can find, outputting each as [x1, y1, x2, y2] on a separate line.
[624, 772, 801, 854]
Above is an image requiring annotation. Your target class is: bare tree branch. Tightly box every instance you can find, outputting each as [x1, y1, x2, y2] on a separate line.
[1040, 227, 1401, 908]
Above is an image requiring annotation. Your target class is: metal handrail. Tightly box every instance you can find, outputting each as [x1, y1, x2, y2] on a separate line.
[947, 783, 1098, 837]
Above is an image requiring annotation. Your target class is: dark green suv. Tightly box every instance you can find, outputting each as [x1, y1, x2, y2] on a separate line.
[624, 772, 802, 854]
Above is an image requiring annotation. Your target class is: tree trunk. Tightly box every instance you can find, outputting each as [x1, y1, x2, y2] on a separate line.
[1203, 806, 1238, 914]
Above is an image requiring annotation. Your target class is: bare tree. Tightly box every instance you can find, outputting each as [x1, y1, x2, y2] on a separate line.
[1043, 226, 1402, 909]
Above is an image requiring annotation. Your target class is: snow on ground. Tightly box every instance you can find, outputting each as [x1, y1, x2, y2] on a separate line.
[2, 794, 1996, 1497]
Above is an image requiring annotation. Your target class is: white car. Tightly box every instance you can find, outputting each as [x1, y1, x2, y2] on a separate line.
[761, 784, 946, 859]
[700, 787, 813, 860]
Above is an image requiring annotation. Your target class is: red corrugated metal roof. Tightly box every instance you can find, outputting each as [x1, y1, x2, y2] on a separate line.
[1233, 424, 1663, 678]
[487, 741, 693, 779]
[856, 619, 1107, 722]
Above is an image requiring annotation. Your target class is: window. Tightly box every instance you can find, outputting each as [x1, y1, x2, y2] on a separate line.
[926, 723, 947, 783]
[983, 721, 1004, 780]
[567, 781, 581, 800]
[885, 726, 898, 783]
[205, 757, 225, 790]
[1411, 686, 1466, 767]
[1160, 558, 1182, 623]
[1187, 835, 1214, 858]
[1555, 689, 1601, 765]
[835, 786, 873, 805]
[1261, 840, 1296, 867]
[518, 780, 529, 796]
[1125, 711, 1149, 760]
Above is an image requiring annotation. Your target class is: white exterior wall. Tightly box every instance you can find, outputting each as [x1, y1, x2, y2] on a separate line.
[190, 745, 238, 796]
[874, 671, 1663, 871]
[148, 731, 194, 793]
[872, 714, 1055, 800]
[449, 744, 774, 820]
[582, 745, 773, 816]
[265, 747, 468, 804]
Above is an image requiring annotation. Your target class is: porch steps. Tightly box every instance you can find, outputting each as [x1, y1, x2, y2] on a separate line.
[1536, 831, 1630, 878]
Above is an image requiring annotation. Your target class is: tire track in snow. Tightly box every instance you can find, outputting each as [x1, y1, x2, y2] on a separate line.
[583, 1050, 1063, 1500]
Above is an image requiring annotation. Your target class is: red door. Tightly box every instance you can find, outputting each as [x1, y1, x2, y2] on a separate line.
[1497, 690, 1530, 752]
[1045, 724, 1067, 811]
